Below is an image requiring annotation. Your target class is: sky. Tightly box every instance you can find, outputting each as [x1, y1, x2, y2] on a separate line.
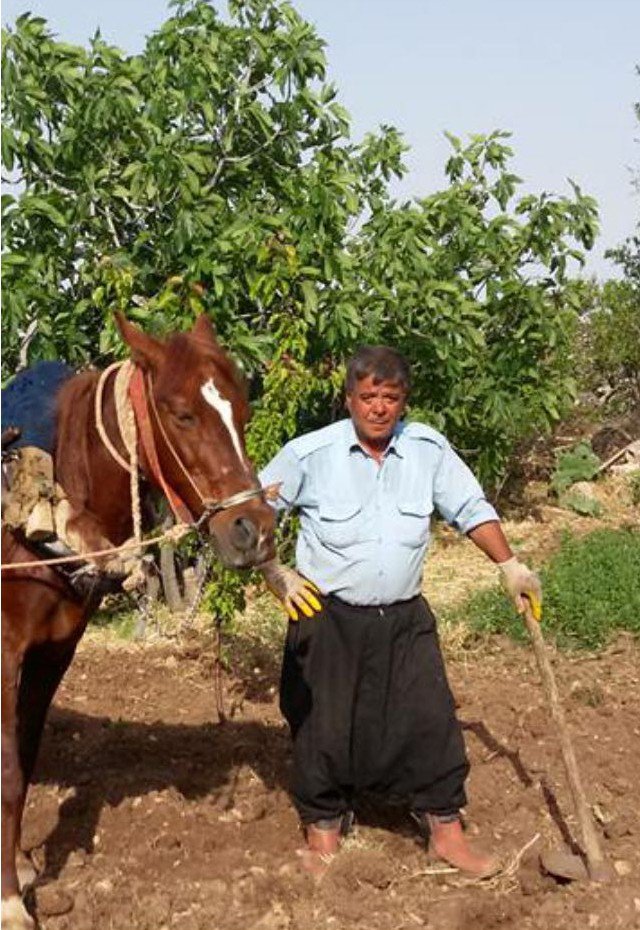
[3, 0, 639, 279]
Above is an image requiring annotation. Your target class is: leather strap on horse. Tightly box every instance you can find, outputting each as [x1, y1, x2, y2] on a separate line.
[98, 358, 272, 531]
[128, 367, 194, 525]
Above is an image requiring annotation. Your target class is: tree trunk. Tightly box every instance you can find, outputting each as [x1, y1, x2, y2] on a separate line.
[160, 518, 183, 612]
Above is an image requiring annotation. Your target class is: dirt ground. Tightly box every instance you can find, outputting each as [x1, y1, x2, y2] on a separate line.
[19, 478, 640, 930]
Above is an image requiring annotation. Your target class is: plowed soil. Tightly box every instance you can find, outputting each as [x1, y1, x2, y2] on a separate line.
[21, 628, 640, 930]
[19, 480, 640, 929]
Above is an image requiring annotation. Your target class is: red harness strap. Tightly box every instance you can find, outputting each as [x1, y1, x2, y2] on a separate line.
[128, 367, 194, 524]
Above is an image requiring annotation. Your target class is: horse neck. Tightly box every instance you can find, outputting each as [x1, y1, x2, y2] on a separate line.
[55, 369, 136, 546]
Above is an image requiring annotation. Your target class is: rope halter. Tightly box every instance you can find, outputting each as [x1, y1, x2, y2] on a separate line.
[94, 361, 272, 535]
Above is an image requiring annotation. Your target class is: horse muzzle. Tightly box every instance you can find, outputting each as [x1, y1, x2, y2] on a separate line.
[207, 501, 276, 569]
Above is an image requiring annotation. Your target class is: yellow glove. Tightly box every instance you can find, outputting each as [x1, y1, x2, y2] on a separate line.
[259, 558, 322, 621]
[525, 592, 543, 621]
[498, 557, 542, 620]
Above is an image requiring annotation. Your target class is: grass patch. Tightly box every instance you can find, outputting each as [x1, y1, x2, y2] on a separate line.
[453, 527, 640, 650]
[91, 604, 140, 640]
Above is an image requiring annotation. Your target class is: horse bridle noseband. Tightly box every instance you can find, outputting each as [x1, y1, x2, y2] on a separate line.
[191, 485, 270, 530]
[98, 361, 271, 532]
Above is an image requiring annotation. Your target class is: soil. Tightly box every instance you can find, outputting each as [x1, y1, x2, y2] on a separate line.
[19, 478, 640, 930]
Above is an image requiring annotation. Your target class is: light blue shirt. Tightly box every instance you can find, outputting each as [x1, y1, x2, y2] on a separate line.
[259, 418, 499, 606]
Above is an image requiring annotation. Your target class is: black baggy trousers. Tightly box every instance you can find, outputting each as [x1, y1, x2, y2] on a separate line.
[280, 593, 470, 824]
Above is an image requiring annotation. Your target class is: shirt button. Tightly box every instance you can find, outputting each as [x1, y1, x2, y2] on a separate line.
[377, 537, 382, 543]
[377, 570, 383, 576]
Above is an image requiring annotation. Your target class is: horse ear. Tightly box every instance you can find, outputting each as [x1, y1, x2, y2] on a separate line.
[191, 313, 217, 344]
[114, 312, 165, 371]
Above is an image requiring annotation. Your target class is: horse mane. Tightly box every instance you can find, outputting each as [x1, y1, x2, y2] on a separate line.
[54, 369, 100, 509]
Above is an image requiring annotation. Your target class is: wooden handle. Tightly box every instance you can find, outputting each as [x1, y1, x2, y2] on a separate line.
[523, 603, 608, 879]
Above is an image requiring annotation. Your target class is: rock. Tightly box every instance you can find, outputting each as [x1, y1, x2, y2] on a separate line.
[613, 859, 633, 877]
[238, 798, 268, 823]
[604, 816, 632, 839]
[94, 878, 114, 895]
[611, 463, 640, 476]
[34, 885, 74, 917]
[571, 481, 599, 499]
[16, 854, 37, 890]
[66, 849, 88, 869]
[20, 808, 58, 852]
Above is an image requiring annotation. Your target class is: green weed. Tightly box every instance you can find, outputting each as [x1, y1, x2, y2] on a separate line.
[91, 605, 139, 640]
[453, 528, 640, 650]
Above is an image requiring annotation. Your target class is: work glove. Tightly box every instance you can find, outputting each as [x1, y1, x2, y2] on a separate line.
[259, 557, 323, 621]
[498, 557, 542, 621]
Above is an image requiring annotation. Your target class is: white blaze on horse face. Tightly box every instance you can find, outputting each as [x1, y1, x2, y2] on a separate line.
[200, 378, 248, 470]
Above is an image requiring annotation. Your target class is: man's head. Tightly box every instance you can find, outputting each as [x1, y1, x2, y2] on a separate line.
[345, 346, 410, 451]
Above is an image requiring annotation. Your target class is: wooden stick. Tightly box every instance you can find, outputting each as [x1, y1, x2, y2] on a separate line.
[596, 439, 638, 474]
[523, 604, 610, 881]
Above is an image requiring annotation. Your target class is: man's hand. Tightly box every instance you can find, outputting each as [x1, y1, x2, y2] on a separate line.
[259, 558, 322, 621]
[498, 557, 542, 620]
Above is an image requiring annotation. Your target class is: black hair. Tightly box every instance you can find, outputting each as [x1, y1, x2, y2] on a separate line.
[345, 345, 411, 394]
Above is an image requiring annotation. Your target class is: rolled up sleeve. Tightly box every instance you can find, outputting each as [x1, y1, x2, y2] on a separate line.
[432, 440, 499, 533]
[259, 444, 304, 512]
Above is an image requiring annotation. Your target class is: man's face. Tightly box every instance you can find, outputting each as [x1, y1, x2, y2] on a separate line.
[346, 375, 407, 447]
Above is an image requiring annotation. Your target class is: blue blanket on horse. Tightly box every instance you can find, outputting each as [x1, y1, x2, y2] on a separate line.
[1, 361, 75, 453]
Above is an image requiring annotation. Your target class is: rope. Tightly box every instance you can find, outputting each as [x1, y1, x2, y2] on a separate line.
[94, 363, 131, 472]
[113, 361, 142, 545]
[1, 524, 191, 572]
[5, 359, 275, 575]
[94, 360, 142, 546]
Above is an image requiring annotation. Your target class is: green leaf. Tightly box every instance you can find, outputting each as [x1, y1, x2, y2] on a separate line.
[300, 280, 318, 315]
[21, 197, 67, 227]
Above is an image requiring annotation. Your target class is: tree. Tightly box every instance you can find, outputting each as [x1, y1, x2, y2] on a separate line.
[606, 65, 640, 287]
[2, 0, 598, 487]
[579, 68, 640, 415]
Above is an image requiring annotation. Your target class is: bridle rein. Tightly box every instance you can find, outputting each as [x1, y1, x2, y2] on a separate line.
[95, 361, 270, 536]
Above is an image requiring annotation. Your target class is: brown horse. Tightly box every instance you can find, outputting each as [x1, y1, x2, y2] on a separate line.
[1, 313, 276, 929]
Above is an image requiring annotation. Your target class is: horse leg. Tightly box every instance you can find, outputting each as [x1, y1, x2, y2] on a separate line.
[15, 632, 85, 890]
[18, 638, 81, 789]
[1, 646, 34, 930]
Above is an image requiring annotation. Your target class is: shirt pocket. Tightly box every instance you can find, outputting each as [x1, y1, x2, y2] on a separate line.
[316, 498, 363, 549]
[395, 498, 432, 547]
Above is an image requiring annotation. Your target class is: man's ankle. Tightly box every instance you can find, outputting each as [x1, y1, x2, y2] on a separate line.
[305, 820, 342, 856]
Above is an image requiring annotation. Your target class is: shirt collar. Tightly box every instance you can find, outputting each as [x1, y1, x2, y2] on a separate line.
[346, 418, 406, 459]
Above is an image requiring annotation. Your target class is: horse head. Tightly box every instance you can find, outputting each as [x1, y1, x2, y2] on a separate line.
[115, 312, 276, 569]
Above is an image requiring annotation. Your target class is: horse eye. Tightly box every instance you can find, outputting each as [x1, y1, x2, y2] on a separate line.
[173, 410, 196, 428]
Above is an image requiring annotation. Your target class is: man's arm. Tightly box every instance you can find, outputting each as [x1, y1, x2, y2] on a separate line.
[431, 440, 542, 619]
[258, 444, 323, 621]
[466, 520, 512, 562]
[467, 520, 542, 619]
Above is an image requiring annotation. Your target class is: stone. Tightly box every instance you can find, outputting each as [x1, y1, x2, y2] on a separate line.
[34, 885, 74, 917]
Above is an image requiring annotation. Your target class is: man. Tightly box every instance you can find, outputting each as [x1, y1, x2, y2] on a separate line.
[258, 345, 541, 878]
